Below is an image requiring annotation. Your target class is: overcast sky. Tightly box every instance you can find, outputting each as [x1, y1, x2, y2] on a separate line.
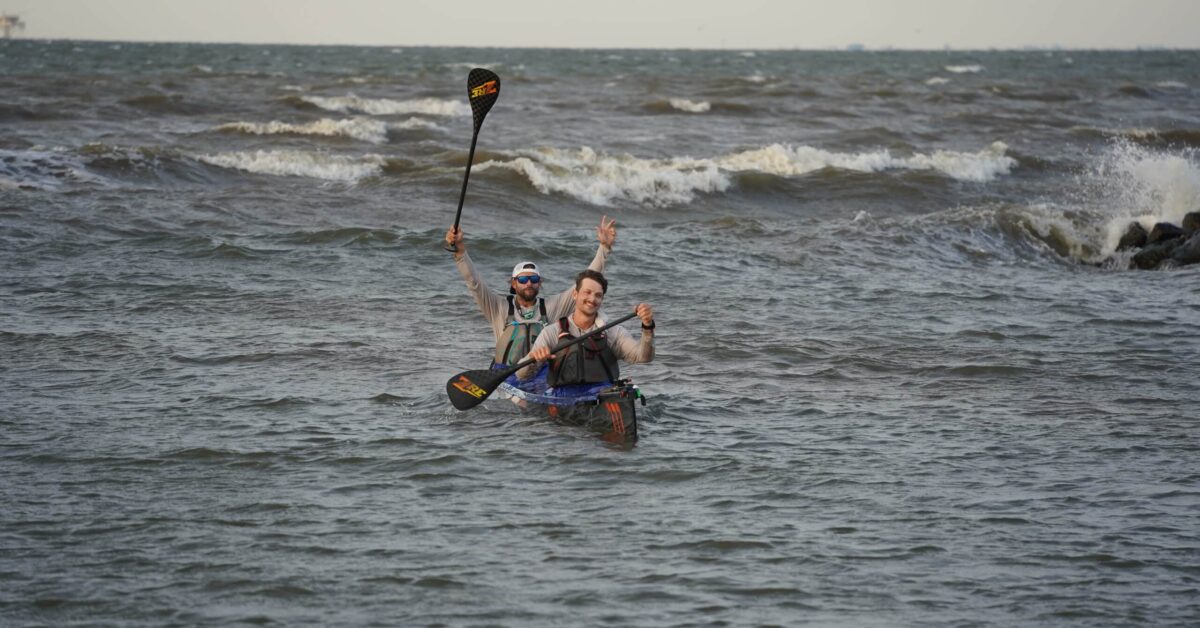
[4, 0, 1198, 49]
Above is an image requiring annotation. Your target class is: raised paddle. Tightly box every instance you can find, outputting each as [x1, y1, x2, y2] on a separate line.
[444, 68, 501, 253]
[447, 310, 640, 411]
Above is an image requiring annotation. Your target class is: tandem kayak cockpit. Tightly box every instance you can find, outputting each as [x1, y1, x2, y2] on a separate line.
[493, 364, 644, 442]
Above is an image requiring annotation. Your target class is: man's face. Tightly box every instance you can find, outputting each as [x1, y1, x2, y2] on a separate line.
[511, 272, 541, 301]
[573, 278, 605, 317]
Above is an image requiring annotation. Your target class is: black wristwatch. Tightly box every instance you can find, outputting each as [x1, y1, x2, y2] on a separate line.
[641, 319, 656, 330]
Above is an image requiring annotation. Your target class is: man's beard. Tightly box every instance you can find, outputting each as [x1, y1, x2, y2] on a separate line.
[517, 285, 539, 301]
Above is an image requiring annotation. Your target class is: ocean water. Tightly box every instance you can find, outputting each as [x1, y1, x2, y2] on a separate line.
[2, 41, 1200, 626]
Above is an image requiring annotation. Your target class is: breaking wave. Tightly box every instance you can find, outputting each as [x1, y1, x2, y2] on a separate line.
[717, 142, 1015, 182]
[195, 150, 387, 182]
[945, 65, 984, 74]
[871, 143, 1200, 265]
[669, 99, 711, 113]
[476, 142, 1016, 206]
[297, 94, 468, 117]
[215, 118, 390, 143]
[477, 146, 729, 207]
[212, 117, 445, 143]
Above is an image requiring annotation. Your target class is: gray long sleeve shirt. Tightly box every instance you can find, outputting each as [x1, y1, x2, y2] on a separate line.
[454, 245, 610, 345]
[516, 315, 654, 380]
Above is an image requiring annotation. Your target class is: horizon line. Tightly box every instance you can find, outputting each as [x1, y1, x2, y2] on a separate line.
[3, 36, 1197, 52]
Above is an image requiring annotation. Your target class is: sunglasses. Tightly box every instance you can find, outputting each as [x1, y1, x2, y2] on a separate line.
[514, 275, 541, 284]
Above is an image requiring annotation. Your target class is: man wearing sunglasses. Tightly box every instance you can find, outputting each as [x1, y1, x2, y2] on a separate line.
[445, 216, 617, 367]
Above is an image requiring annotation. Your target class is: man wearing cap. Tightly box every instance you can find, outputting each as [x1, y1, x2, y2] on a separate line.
[445, 216, 616, 367]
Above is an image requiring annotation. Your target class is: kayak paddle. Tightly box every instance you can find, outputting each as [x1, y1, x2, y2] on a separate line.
[447, 311, 639, 411]
[444, 68, 501, 253]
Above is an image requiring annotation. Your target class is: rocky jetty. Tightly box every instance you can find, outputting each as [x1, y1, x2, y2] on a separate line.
[1114, 211, 1200, 270]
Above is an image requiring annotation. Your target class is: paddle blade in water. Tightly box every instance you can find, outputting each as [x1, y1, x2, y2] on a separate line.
[446, 368, 508, 411]
[466, 68, 500, 131]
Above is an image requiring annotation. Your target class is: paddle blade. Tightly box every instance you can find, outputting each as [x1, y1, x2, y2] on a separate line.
[446, 368, 509, 411]
[466, 68, 500, 131]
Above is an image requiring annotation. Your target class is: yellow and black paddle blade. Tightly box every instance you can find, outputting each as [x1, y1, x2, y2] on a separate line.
[444, 68, 501, 252]
[467, 68, 500, 132]
[446, 367, 512, 411]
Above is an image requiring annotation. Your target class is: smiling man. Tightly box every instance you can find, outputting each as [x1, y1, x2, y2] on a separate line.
[446, 217, 616, 367]
[517, 269, 655, 390]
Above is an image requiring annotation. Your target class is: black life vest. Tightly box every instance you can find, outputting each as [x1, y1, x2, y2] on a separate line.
[548, 317, 620, 387]
[494, 295, 547, 366]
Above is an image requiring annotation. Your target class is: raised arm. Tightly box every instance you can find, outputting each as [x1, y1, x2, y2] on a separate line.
[547, 216, 616, 318]
[447, 226, 506, 325]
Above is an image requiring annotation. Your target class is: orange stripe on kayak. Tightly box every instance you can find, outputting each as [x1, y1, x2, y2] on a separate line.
[605, 401, 625, 434]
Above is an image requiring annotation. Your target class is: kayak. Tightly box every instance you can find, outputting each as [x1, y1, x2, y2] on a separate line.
[495, 366, 644, 442]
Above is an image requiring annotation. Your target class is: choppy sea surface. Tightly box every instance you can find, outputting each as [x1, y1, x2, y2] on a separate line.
[3, 41, 1200, 626]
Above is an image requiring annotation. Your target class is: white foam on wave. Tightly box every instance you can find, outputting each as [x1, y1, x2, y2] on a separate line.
[1156, 81, 1187, 89]
[1091, 143, 1200, 254]
[669, 98, 712, 113]
[926, 77, 951, 86]
[743, 73, 768, 83]
[945, 64, 983, 74]
[477, 142, 1016, 206]
[717, 142, 1016, 183]
[300, 94, 468, 117]
[478, 147, 730, 207]
[196, 150, 386, 182]
[215, 118, 390, 143]
[393, 118, 445, 132]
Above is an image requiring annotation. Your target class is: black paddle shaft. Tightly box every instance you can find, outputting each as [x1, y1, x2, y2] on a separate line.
[445, 68, 501, 253]
[446, 311, 640, 411]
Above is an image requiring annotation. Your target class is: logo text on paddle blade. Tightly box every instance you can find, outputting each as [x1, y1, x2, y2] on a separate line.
[452, 375, 487, 399]
[470, 80, 498, 99]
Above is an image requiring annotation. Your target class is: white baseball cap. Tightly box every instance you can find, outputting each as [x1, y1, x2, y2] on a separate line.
[511, 261, 539, 277]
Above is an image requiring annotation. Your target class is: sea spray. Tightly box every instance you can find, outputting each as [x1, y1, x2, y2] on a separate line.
[1086, 142, 1200, 254]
